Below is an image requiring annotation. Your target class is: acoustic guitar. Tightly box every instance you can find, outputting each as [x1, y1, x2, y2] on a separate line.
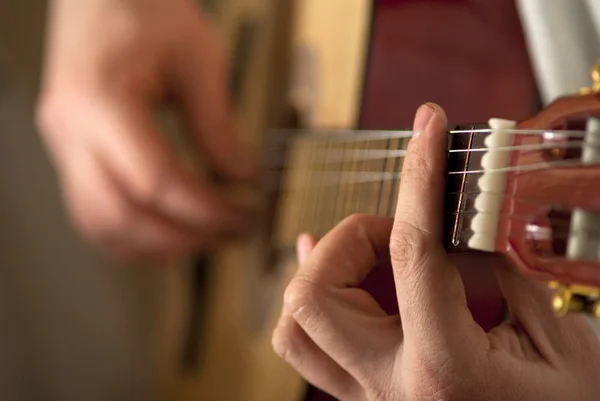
[165, 1, 600, 401]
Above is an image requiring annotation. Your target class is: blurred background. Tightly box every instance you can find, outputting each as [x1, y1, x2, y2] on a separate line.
[0, 1, 599, 401]
[0, 2, 178, 401]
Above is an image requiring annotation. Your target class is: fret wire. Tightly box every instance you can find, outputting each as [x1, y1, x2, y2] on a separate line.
[353, 139, 367, 216]
[365, 138, 377, 215]
[323, 145, 333, 233]
[313, 139, 332, 238]
[376, 136, 391, 215]
[330, 140, 347, 232]
[383, 136, 400, 217]
[352, 140, 361, 215]
[368, 139, 378, 214]
[391, 143, 404, 215]
[274, 137, 305, 247]
[387, 137, 404, 217]
[337, 140, 353, 227]
[297, 139, 316, 239]
[363, 138, 371, 215]
[372, 138, 386, 214]
[345, 138, 359, 217]
[287, 140, 303, 245]
[308, 139, 323, 237]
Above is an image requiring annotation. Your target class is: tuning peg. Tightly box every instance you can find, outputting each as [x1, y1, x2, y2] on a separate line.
[578, 60, 600, 95]
[549, 282, 583, 316]
[548, 281, 600, 319]
[593, 299, 600, 320]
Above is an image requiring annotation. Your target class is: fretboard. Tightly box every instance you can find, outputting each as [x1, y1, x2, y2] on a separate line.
[269, 124, 488, 252]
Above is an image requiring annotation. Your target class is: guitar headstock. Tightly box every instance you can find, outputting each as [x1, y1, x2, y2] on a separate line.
[467, 61, 600, 319]
[520, 63, 600, 130]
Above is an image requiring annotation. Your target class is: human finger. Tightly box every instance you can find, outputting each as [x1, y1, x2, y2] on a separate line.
[296, 233, 317, 265]
[60, 149, 225, 259]
[89, 97, 253, 236]
[283, 215, 400, 384]
[492, 258, 600, 366]
[391, 103, 484, 348]
[272, 314, 364, 401]
[172, 19, 256, 181]
[295, 215, 393, 288]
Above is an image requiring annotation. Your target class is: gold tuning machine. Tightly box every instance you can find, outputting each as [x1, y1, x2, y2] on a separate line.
[548, 281, 600, 319]
[578, 60, 600, 95]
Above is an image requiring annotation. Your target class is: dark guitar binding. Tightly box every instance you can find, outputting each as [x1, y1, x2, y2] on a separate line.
[444, 122, 490, 253]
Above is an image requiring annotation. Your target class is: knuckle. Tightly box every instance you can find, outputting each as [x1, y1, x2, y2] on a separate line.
[283, 276, 324, 316]
[275, 277, 327, 363]
[389, 221, 427, 266]
[270, 319, 299, 364]
[402, 152, 431, 179]
[283, 276, 328, 335]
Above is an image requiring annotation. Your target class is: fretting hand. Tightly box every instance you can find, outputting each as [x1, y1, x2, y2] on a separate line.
[272, 103, 600, 400]
[37, 0, 254, 262]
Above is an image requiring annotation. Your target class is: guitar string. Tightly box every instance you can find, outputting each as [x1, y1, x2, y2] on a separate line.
[273, 189, 599, 240]
[292, 141, 590, 164]
[266, 128, 587, 144]
[353, 207, 595, 233]
[263, 141, 600, 171]
[273, 183, 595, 218]
[263, 138, 597, 169]
[269, 129, 598, 242]
[268, 158, 594, 191]
[285, 207, 600, 244]
[266, 156, 595, 222]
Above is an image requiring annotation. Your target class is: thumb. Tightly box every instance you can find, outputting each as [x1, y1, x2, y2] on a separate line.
[172, 21, 256, 181]
[391, 103, 483, 349]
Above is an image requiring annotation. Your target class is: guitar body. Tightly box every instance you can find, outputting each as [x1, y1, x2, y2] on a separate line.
[167, 1, 551, 400]
[163, 1, 301, 400]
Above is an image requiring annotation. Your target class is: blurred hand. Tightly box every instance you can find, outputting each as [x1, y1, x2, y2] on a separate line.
[272, 104, 600, 400]
[37, 0, 255, 262]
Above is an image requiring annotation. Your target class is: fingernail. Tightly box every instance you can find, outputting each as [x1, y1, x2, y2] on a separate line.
[413, 103, 437, 138]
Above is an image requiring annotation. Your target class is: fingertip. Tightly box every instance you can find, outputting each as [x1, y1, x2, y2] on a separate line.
[412, 103, 435, 136]
[412, 102, 447, 138]
[425, 103, 448, 137]
[296, 233, 317, 265]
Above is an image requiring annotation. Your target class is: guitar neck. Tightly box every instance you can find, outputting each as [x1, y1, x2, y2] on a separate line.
[267, 123, 489, 254]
